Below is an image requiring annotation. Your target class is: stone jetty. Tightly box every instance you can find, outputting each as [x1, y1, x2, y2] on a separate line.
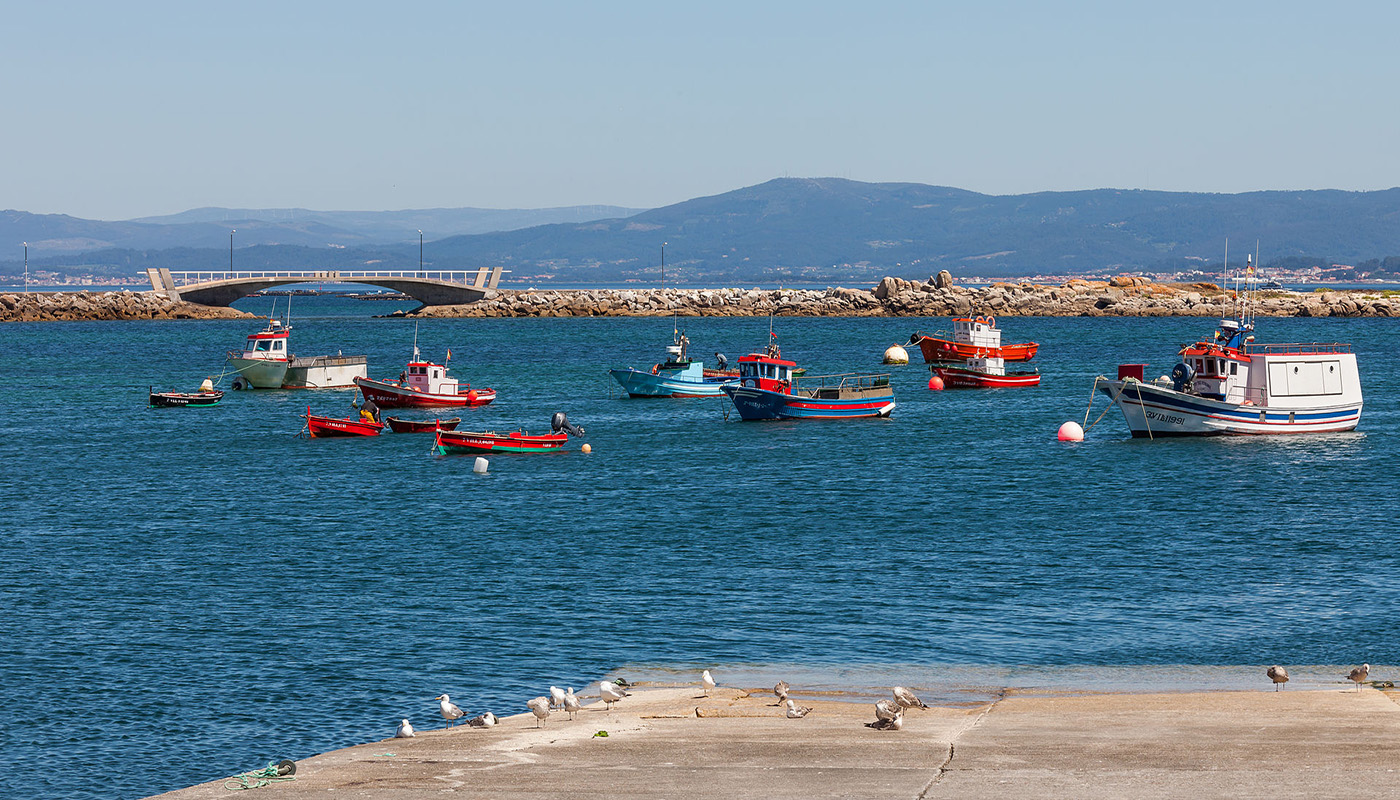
[0, 290, 254, 322]
[406, 275, 1397, 319]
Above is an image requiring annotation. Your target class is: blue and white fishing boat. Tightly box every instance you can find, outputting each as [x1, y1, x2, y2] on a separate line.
[721, 335, 895, 420]
[1097, 253, 1363, 437]
[608, 328, 739, 398]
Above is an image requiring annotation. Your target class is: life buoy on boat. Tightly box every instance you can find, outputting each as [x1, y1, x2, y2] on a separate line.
[652, 364, 660, 375]
[985, 315, 996, 328]
[974, 315, 986, 325]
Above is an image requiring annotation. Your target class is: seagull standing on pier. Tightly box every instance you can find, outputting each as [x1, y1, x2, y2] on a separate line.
[600, 680, 628, 710]
[1266, 666, 1289, 691]
[435, 694, 466, 727]
[702, 670, 716, 697]
[784, 699, 812, 719]
[527, 697, 551, 727]
[893, 687, 929, 710]
[564, 687, 582, 719]
[549, 686, 566, 710]
[1348, 663, 1370, 691]
[773, 681, 790, 705]
[395, 719, 415, 738]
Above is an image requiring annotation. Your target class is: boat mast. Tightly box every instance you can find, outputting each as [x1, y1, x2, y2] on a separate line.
[412, 321, 420, 361]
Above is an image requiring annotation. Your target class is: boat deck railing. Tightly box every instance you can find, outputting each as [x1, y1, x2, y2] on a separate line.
[796, 372, 893, 392]
[1242, 342, 1353, 355]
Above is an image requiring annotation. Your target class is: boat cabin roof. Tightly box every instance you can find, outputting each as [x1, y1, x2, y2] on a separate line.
[737, 352, 796, 368]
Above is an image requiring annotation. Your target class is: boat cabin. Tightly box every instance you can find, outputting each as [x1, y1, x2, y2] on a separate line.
[1175, 318, 1359, 408]
[952, 316, 1001, 348]
[737, 352, 798, 394]
[403, 361, 459, 395]
[240, 320, 290, 360]
[966, 356, 1006, 376]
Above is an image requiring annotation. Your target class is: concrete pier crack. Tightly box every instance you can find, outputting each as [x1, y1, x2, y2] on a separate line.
[916, 688, 1006, 799]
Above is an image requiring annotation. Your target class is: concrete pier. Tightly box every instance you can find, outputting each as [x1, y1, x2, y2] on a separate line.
[154, 685, 1400, 799]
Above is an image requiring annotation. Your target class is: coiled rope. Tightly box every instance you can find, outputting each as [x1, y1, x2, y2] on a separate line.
[223, 760, 296, 791]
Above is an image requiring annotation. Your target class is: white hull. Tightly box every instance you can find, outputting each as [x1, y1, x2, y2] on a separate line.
[1101, 380, 1362, 437]
[229, 357, 290, 389]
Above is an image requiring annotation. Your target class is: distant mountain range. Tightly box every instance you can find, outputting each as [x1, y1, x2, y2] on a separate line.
[5, 179, 1400, 283]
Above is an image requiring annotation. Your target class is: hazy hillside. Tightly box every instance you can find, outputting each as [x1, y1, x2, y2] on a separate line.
[7, 179, 1400, 282]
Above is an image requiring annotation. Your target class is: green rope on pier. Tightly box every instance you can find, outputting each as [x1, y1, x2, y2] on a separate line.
[223, 761, 297, 791]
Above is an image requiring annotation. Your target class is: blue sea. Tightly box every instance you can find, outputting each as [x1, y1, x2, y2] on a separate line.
[2, 297, 1396, 799]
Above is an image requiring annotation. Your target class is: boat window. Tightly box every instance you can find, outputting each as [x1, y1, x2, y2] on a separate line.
[1217, 359, 1224, 373]
[740, 363, 754, 377]
[432, 369, 440, 378]
[273, 340, 284, 351]
[1195, 359, 1204, 372]
[1229, 362, 1237, 375]
[255, 340, 272, 352]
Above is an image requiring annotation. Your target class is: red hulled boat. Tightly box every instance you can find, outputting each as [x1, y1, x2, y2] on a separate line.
[385, 416, 462, 433]
[933, 356, 1041, 388]
[910, 316, 1038, 363]
[354, 345, 495, 408]
[433, 413, 584, 454]
[303, 406, 384, 437]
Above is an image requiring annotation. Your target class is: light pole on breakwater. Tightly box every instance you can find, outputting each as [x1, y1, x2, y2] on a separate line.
[419, 230, 424, 278]
[23, 241, 29, 293]
[230, 230, 235, 274]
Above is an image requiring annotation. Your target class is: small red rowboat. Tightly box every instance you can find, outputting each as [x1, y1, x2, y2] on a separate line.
[434, 429, 567, 454]
[385, 416, 462, 433]
[303, 406, 384, 437]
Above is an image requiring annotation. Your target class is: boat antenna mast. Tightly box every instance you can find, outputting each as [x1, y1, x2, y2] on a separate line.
[412, 321, 420, 362]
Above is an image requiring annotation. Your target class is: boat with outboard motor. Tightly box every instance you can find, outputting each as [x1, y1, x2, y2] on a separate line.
[433, 413, 584, 454]
[932, 356, 1041, 388]
[720, 334, 895, 420]
[909, 316, 1038, 363]
[1096, 252, 1363, 437]
[608, 327, 739, 398]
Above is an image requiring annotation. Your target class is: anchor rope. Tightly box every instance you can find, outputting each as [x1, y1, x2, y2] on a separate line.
[223, 762, 296, 792]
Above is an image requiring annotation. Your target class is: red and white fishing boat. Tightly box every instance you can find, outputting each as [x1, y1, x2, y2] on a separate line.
[933, 355, 1041, 388]
[354, 343, 496, 409]
[302, 406, 384, 437]
[910, 316, 1038, 363]
[433, 413, 584, 454]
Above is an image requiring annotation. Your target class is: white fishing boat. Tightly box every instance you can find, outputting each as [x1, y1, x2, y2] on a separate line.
[1097, 252, 1362, 437]
[228, 301, 367, 390]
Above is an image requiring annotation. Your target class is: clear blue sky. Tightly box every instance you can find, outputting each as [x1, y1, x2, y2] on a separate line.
[3, 1, 1397, 219]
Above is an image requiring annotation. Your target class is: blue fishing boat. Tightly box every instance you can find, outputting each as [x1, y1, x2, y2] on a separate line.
[608, 328, 739, 398]
[721, 336, 895, 420]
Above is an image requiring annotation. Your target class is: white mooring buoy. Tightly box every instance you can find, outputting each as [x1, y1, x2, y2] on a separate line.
[883, 344, 909, 365]
[473, 457, 489, 473]
[1058, 421, 1085, 442]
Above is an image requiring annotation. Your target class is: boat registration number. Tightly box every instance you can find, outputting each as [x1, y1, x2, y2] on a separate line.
[1144, 410, 1184, 425]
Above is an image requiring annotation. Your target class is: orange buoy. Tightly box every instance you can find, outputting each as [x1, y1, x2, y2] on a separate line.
[467, 389, 478, 403]
[927, 375, 945, 390]
[581, 443, 592, 454]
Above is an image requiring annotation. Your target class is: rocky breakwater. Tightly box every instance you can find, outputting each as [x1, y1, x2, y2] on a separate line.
[405, 275, 1397, 319]
[0, 291, 255, 322]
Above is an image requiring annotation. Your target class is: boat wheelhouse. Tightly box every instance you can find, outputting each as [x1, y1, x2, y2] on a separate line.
[228, 318, 292, 389]
[1098, 254, 1362, 437]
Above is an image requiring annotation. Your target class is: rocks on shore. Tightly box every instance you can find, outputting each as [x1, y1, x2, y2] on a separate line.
[405, 276, 1397, 319]
[0, 291, 255, 323]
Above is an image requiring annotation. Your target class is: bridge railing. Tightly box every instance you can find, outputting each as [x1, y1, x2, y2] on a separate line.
[163, 268, 508, 289]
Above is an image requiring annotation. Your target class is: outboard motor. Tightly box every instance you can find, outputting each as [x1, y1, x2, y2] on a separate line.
[551, 412, 585, 437]
[714, 352, 729, 371]
[1170, 362, 1196, 393]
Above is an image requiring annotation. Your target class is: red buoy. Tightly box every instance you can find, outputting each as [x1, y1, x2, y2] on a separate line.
[927, 375, 945, 390]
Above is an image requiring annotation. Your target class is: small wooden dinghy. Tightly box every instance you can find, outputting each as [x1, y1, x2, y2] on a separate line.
[385, 416, 462, 433]
[149, 387, 224, 408]
[303, 406, 384, 437]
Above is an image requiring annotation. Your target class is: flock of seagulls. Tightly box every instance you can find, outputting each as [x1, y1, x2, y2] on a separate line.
[400, 665, 1383, 738]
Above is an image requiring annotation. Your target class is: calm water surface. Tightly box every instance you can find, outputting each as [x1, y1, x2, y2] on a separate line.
[1, 299, 1396, 798]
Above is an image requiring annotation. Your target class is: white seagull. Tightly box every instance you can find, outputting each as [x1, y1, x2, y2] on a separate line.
[1266, 665, 1289, 691]
[874, 699, 901, 722]
[600, 680, 628, 710]
[563, 687, 582, 720]
[701, 670, 716, 697]
[527, 696, 551, 727]
[893, 686, 929, 710]
[466, 712, 497, 727]
[1348, 663, 1370, 691]
[435, 694, 466, 727]
[549, 686, 566, 710]
[773, 681, 790, 705]
[785, 699, 812, 719]
[395, 719, 415, 738]
[866, 707, 904, 731]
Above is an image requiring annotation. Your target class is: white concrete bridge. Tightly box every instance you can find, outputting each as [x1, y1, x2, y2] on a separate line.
[146, 267, 508, 307]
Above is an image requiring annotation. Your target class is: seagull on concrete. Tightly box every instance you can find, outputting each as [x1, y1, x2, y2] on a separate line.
[785, 699, 812, 719]
[564, 687, 582, 719]
[1266, 665, 1289, 691]
[600, 679, 629, 710]
[893, 687, 929, 710]
[874, 698, 901, 722]
[702, 670, 716, 697]
[395, 719, 415, 738]
[773, 681, 790, 705]
[866, 706, 904, 731]
[1348, 663, 1370, 691]
[466, 712, 497, 727]
[550, 686, 566, 710]
[435, 694, 466, 727]
[527, 696, 551, 727]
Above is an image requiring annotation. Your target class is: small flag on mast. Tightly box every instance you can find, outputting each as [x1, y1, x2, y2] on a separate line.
[446, 348, 453, 361]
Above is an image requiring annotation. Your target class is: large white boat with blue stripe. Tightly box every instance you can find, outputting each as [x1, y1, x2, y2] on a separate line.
[1097, 256, 1362, 437]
